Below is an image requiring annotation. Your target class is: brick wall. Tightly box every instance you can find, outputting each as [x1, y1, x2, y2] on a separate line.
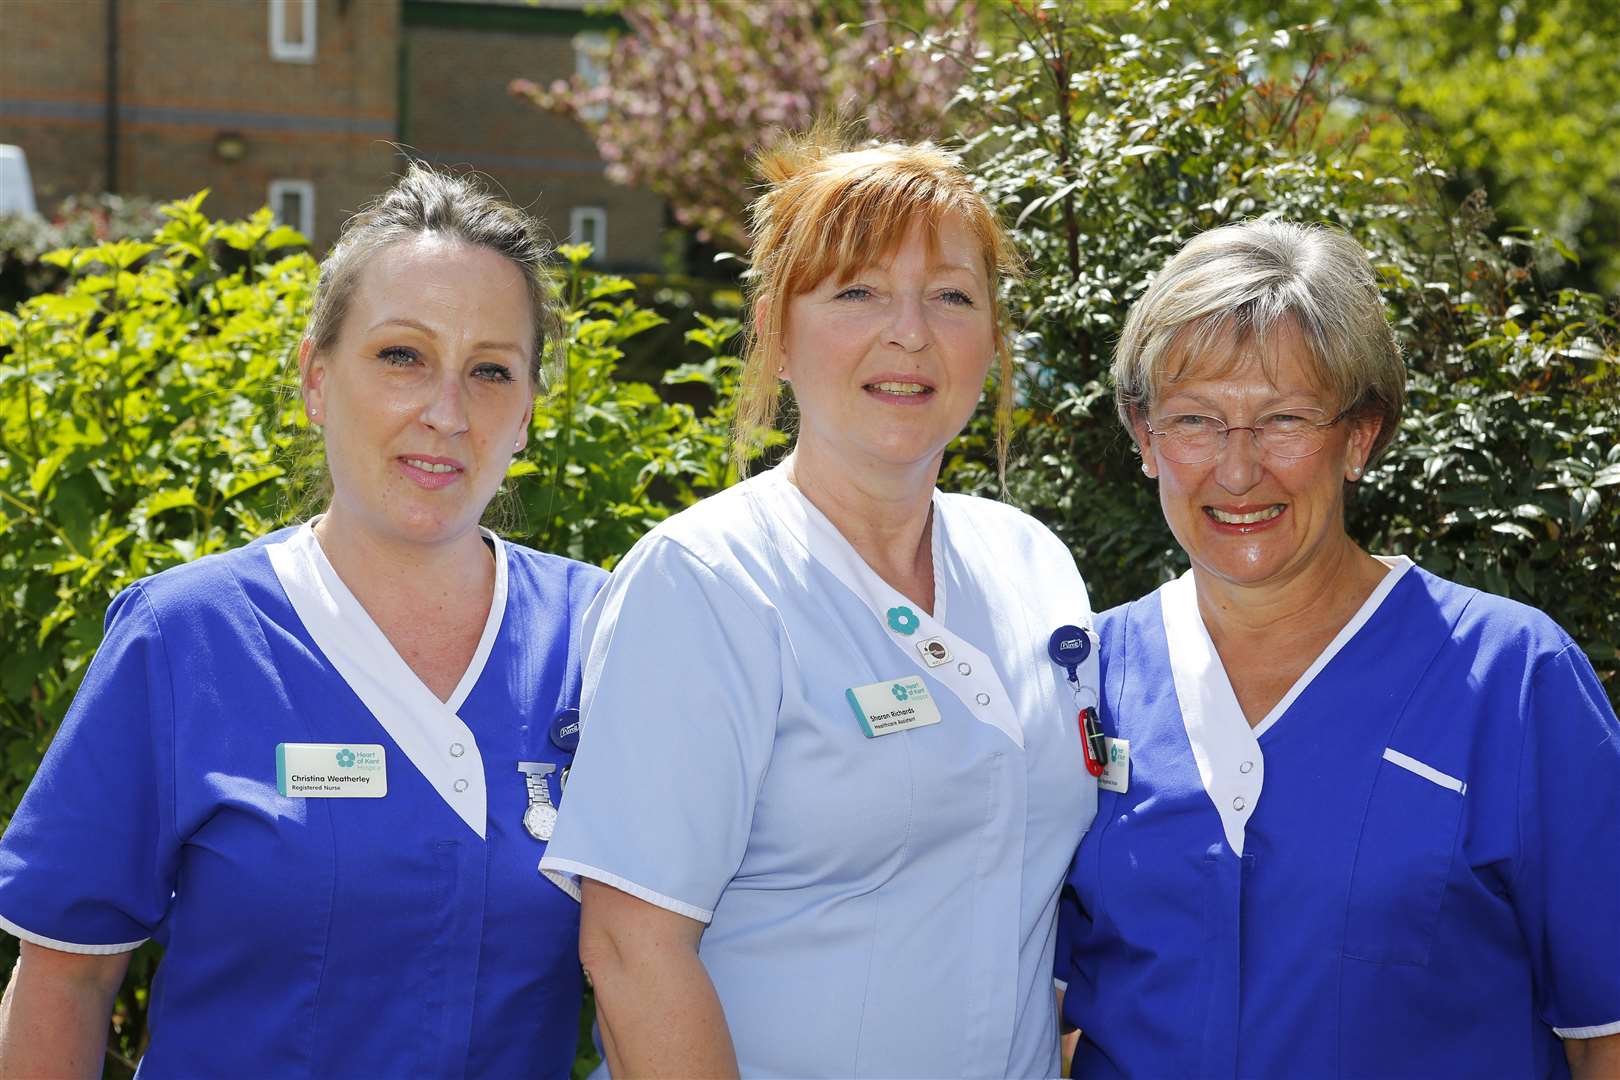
[405, 24, 663, 270]
[0, 0, 664, 265]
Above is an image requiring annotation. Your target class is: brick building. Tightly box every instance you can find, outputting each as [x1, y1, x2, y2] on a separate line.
[0, 0, 664, 269]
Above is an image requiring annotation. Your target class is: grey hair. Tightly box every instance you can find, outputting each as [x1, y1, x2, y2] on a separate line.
[1113, 220, 1406, 462]
[303, 161, 562, 387]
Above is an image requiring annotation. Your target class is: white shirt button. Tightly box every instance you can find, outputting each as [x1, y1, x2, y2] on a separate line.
[453, 778, 469, 793]
[1239, 760, 1253, 774]
[957, 661, 972, 676]
[449, 742, 465, 758]
[975, 691, 991, 706]
[1232, 795, 1246, 811]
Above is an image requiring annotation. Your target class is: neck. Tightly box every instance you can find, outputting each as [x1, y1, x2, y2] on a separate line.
[312, 507, 493, 614]
[786, 444, 938, 610]
[1193, 534, 1387, 646]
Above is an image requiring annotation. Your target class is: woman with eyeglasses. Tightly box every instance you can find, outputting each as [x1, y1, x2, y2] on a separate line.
[1055, 220, 1620, 1079]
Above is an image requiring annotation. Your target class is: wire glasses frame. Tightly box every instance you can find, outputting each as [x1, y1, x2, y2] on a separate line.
[1144, 409, 1347, 464]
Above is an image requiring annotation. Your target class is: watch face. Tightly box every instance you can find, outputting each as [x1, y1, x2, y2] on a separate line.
[524, 802, 558, 842]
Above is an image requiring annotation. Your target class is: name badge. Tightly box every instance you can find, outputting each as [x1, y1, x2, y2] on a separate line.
[845, 676, 944, 738]
[1098, 737, 1129, 794]
[276, 743, 388, 798]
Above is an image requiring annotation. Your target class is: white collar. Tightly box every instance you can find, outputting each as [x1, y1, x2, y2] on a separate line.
[1159, 555, 1413, 856]
[754, 466, 1023, 747]
[265, 523, 508, 838]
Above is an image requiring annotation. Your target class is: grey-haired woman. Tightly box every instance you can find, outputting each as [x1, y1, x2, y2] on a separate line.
[1056, 220, 1620, 1079]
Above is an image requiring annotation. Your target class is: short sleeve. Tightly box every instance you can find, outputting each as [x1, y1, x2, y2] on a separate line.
[540, 536, 780, 923]
[1512, 642, 1620, 1038]
[0, 585, 179, 953]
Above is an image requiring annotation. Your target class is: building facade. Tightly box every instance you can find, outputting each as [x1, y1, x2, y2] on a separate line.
[0, 0, 663, 268]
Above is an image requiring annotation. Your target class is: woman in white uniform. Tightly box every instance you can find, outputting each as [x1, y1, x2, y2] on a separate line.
[541, 136, 1099, 1078]
[0, 166, 603, 1077]
[1056, 220, 1620, 1079]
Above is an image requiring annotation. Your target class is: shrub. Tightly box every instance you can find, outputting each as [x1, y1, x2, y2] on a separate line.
[0, 197, 736, 1072]
[946, 5, 1619, 694]
[0, 193, 167, 309]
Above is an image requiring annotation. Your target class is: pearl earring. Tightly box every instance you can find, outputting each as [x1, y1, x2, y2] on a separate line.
[1351, 466, 1363, 478]
[1141, 462, 1153, 477]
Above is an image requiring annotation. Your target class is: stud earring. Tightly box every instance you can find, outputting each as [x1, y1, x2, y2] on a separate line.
[1141, 462, 1153, 477]
[1351, 466, 1363, 478]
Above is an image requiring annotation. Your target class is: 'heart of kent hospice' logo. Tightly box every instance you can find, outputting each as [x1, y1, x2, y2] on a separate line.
[335, 748, 357, 768]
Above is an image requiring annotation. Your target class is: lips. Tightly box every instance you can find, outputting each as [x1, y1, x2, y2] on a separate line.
[399, 455, 464, 489]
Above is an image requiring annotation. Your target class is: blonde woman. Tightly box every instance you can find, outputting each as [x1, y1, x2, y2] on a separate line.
[542, 137, 1101, 1078]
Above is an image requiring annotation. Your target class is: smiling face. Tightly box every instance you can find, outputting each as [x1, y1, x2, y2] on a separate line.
[1134, 320, 1379, 592]
[780, 212, 995, 482]
[300, 233, 535, 552]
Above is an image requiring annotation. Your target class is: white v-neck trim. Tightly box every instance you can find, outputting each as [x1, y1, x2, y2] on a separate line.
[1159, 555, 1413, 856]
[755, 466, 1022, 747]
[265, 524, 504, 838]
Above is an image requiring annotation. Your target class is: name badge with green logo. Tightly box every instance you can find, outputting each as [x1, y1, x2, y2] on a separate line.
[276, 743, 388, 798]
[845, 676, 943, 738]
[1098, 737, 1130, 794]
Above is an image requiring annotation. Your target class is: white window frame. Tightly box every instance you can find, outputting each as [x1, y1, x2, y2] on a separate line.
[269, 0, 317, 64]
[573, 32, 610, 122]
[570, 206, 607, 262]
[269, 179, 316, 239]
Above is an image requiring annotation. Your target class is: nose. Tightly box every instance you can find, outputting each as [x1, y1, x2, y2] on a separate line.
[885, 294, 930, 353]
[1212, 426, 1264, 493]
[420, 371, 470, 436]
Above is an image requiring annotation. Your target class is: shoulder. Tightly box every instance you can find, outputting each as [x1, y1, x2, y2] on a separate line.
[1404, 565, 1575, 675]
[501, 540, 609, 604]
[121, 528, 292, 619]
[611, 475, 788, 601]
[937, 490, 1078, 569]
[1096, 591, 1158, 636]
[1095, 588, 1167, 660]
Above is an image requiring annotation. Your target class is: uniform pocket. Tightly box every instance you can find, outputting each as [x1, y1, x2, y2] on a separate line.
[1341, 749, 1466, 966]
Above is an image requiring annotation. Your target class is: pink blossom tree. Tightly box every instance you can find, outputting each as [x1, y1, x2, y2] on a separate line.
[511, 1, 977, 252]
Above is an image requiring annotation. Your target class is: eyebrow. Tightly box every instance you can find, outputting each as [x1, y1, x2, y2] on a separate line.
[366, 317, 525, 355]
[1157, 388, 1324, 411]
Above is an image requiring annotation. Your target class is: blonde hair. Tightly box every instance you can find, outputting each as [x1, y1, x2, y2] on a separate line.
[734, 132, 1022, 476]
[1113, 220, 1406, 462]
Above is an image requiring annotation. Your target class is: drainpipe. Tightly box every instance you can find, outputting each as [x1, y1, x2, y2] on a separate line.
[105, 0, 119, 192]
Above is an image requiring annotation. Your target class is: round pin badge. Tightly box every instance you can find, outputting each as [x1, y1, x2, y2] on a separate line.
[1047, 624, 1091, 678]
[549, 708, 582, 753]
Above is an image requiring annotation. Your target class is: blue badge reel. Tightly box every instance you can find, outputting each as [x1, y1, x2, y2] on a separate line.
[1048, 624, 1106, 778]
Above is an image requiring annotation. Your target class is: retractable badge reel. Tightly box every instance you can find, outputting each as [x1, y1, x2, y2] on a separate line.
[1048, 625, 1106, 778]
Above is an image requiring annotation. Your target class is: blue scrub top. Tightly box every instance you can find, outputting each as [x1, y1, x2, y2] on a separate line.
[0, 526, 605, 1078]
[544, 465, 1098, 1078]
[1058, 560, 1620, 1079]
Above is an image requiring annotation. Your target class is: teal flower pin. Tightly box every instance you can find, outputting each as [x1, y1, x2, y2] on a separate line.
[887, 606, 920, 635]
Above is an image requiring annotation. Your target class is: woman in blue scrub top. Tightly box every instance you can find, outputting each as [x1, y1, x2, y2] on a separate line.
[541, 135, 1099, 1078]
[1056, 220, 1620, 1079]
[0, 166, 603, 1077]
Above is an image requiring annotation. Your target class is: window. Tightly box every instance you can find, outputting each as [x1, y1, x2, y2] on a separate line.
[570, 206, 606, 263]
[269, 0, 317, 63]
[573, 32, 610, 122]
[269, 179, 316, 239]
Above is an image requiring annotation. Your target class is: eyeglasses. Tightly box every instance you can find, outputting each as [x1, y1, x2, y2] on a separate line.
[1144, 409, 1344, 464]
